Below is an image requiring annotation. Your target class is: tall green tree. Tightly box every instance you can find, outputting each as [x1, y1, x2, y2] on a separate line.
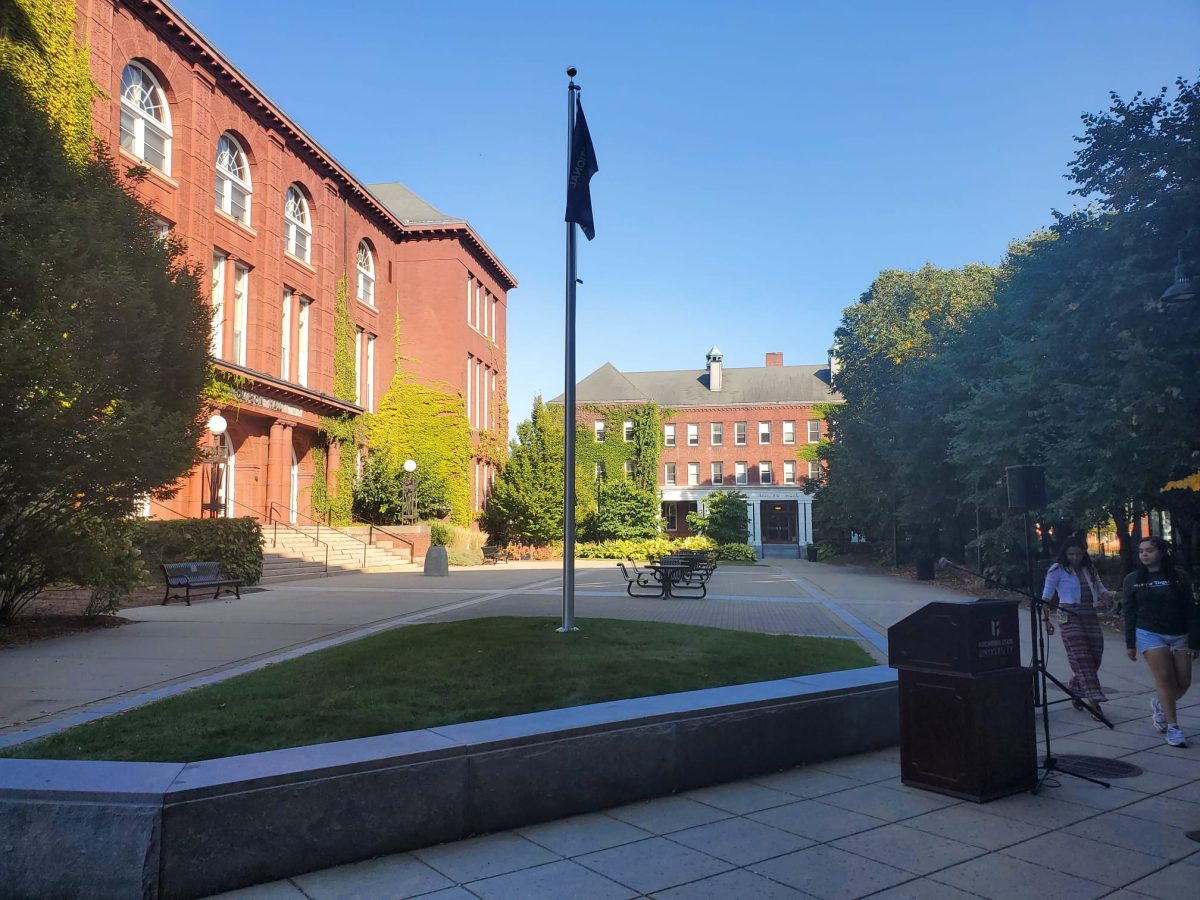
[0, 69, 210, 623]
[481, 397, 569, 545]
[686, 491, 749, 545]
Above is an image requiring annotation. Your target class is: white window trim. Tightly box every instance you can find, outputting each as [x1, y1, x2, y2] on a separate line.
[120, 62, 172, 174]
[711, 422, 723, 445]
[210, 252, 225, 358]
[284, 185, 312, 263]
[232, 263, 249, 366]
[297, 297, 310, 387]
[808, 420, 822, 443]
[623, 420, 634, 442]
[594, 420, 606, 442]
[664, 424, 676, 447]
[664, 462, 677, 485]
[664, 503, 678, 531]
[735, 422, 747, 446]
[735, 461, 748, 485]
[759, 421, 771, 444]
[215, 134, 252, 224]
[687, 423, 699, 446]
[783, 420, 796, 444]
[356, 241, 375, 306]
[687, 462, 700, 486]
[281, 289, 292, 380]
[783, 460, 796, 484]
[366, 334, 375, 413]
[624, 460, 634, 479]
[711, 462, 723, 485]
[760, 461, 773, 485]
[354, 327, 363, 405]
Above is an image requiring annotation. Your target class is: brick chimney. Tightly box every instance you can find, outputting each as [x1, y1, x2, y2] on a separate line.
[765, 352, 784, 367]
[706, 345, 723, 392]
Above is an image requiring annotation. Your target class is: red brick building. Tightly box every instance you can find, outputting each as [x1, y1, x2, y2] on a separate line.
[77, 0, 515, 523]
[572, 348, 842, 556]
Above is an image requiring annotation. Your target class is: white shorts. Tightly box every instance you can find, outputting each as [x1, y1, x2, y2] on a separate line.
[1135, 629, 1189, 654]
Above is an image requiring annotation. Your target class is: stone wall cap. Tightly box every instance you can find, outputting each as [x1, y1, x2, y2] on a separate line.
[0, 758, 185, 803]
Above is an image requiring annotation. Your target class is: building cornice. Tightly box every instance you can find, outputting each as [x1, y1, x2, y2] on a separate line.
[213, 361, 363, 418]
[130, 0, 517, 290]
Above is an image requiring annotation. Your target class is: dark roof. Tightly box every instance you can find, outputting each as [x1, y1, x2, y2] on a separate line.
[553, 361, 842, 407]
[366, 182, 463, 227]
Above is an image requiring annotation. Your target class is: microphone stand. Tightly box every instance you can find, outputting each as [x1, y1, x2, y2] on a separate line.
[936, 555, 1113, 793]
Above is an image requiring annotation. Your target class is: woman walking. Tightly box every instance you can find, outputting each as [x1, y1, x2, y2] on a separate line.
[1123, 536, 1200, 748]
[1042, 540, 1116, 721]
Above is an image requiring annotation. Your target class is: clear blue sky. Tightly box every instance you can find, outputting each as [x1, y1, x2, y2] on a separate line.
[171, 0, 1199, 435]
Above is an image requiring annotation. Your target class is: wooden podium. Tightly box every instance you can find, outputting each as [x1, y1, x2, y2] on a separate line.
[888, 599, 1036, 802]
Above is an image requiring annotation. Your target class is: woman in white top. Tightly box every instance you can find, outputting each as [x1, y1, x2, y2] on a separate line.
[1042, 540, 1117, 721]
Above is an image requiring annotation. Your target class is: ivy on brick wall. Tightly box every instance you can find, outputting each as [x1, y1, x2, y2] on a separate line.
[312, 275, 360, 526]
[575, 403, 667, 493]
[366, 326, 472, 526]
[0, 0, 100, 167]
[794, 402, 838, 465]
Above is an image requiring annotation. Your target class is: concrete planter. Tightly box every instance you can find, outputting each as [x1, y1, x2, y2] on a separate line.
[0, 667, 898, 900]
[423, 544, 448, 576]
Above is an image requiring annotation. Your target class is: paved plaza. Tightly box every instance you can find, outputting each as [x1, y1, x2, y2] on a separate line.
[3, 559, 1198, 897]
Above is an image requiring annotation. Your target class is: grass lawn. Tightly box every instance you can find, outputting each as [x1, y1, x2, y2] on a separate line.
[4, 617, 872, 763]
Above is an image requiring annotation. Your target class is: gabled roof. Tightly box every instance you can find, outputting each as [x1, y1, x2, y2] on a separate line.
[366, 182, 462, 227]
[553, 361, 842, 407]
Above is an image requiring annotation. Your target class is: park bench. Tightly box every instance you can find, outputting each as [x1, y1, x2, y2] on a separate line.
[161, 561, 243, 606]
[482, 545, 507, 565]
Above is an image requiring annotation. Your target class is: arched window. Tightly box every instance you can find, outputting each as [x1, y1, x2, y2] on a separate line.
[215, 134, 252, 224]
[284, 185, 311, 262]
[120, 62, 171, 173]
[356, 241, 375, 306]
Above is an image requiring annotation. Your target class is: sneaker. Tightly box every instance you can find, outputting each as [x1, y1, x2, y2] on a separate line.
[1152, 698, 1168, 733]
[1166, 725, 1187, 748]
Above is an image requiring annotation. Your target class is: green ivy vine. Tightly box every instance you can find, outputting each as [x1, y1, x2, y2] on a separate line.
[313, 275, 360, 525]
[575, 403, 667, 492]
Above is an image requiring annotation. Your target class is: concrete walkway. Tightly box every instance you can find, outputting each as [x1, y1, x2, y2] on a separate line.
[4, 559, 1198, 898]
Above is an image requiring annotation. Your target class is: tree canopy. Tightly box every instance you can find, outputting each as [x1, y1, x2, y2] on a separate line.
[0, 67, 210, 622]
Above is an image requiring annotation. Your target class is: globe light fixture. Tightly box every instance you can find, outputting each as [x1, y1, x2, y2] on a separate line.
[403, 459, 417, 473]
[207, 414, 228, 436]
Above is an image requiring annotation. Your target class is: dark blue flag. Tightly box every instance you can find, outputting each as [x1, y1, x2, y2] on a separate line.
[565, 96, 598, 240]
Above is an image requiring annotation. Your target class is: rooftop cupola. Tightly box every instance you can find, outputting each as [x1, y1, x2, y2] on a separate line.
[706, 345, 723, 392]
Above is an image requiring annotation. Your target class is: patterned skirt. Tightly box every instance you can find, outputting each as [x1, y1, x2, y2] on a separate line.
[1060, 607, 1107, 702]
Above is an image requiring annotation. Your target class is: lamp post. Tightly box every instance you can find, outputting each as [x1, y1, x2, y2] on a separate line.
[204, 414, 228, 519]
[1159, 251, 1199, 305]
[401, 459, 418, 525]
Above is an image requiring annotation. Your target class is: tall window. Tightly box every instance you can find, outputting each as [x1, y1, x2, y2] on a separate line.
[354, 327, 363, 405]
[623, 420, 634, 442]
[711, 461, 723, 485]
[466, 274, 474, 325]
[783, 460, 796, 484]
[215, 134, 251, 224]
[466, 354, 473, 426]
[120, 63, 171, 173]
[210, 252, 225, 358]
[664, 462, 677, 485]
[759, 421, 771, 444]
[663, 504, 678, 531]
[687, 462, 700, 485]
[664, 424, 676, 447]
[356, 241, 375, 306]
[711, 422, 723, 445]
[808, 419, 822, 443]
[594, 420, 606, 442]
[735, 461, 748, 485]
[734, 422, 747, 445]
[687, 423, 699, 446]
[231, 263, 249, 365]
[366, 334, 375, 412]
[783, 420, 796, 444]
[760, 461, 773, 485]
[808, 461, 820, 480]
[284, 186, 311, 263]
[624, 460, 634, 479]
[297, 298, 310, 387]
[281, 290, 292, 380]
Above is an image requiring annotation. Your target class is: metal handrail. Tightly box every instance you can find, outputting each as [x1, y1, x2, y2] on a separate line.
[145, 496, 331, 574]
[363, 521, 417, 563]
[268, 502, 368, 570]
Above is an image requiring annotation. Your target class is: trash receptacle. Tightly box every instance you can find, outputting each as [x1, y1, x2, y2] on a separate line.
[805, 544, 818, 562]
[915, 557, 935, 580]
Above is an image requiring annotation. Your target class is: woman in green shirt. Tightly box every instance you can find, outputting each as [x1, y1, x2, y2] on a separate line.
[1122, 536, 1200, 748]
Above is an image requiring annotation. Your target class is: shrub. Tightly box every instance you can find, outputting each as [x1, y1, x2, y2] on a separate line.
[716, 543, 757, 562]
[686, 491, 749, 545]
[427, 521, 451, 546]
[62, 518, 146, 616]
[815, 542, 841, 561]
[447, 547, 483, 566]
[576, 536, 716, 560]
[133, 518, 264, 585]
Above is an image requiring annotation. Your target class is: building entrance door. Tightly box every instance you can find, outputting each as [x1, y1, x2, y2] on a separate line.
[761, 500, 798, 544]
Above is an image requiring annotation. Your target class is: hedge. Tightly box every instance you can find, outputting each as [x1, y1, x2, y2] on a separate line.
[132, 518, 264, 586]
[574, 536, 757, 562]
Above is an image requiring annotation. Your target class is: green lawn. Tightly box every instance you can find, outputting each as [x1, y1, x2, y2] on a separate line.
[3, 617, 872, 763]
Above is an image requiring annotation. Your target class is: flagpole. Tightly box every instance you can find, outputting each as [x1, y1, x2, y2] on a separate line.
[560, 67, 580, 633]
